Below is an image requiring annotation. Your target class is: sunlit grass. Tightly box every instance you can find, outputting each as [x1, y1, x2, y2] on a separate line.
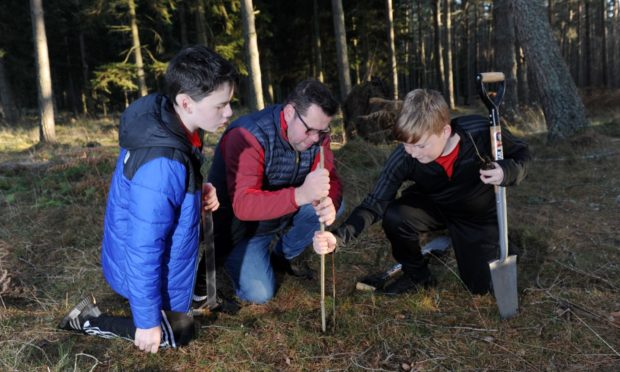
[0, 126, 39, 153]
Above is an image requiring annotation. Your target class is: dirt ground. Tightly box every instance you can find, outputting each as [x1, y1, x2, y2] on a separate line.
[0, 103, 618, 370]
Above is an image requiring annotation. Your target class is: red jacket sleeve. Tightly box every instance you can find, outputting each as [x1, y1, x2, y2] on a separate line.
[221, 128, 299, 221]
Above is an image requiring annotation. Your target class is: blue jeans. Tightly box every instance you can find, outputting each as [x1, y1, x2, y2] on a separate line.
[225, 202, 344, 304]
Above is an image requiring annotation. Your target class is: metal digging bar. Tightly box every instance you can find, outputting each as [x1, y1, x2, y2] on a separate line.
[317, 145, 337, 332]
[192, 209, 218, 317]
[319, 146, 327, 332]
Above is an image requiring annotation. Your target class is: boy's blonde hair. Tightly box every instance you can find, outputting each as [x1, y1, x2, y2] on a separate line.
[393, 89, 450, 144]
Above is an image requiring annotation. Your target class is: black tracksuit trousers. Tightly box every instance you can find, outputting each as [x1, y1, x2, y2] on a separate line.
[382, 190, 499, 295]
[83, 311, 195, 348]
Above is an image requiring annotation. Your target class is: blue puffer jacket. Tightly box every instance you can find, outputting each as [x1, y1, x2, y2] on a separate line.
[101, 94, 202, 329]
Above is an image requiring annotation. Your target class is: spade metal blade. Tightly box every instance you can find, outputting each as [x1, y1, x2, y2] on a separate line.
[489, 254, 518, 319]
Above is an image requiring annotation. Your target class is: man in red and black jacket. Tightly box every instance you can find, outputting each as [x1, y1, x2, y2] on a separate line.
[198, 79, 343, 304]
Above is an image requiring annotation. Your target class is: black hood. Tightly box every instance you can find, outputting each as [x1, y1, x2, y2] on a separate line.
[119, 93, 191, 153]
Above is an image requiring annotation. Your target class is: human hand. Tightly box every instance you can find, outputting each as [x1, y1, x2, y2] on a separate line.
[202, 183, 220, 212]
[135, 326, 162, 353]
[294, 168, 330, 206]
[313, 231, 337, 255]
[480, 162, 504, 185]
[312, 197, 336, 226]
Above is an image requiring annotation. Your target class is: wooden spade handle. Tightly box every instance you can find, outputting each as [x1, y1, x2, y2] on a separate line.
[479, 72, 505, 83]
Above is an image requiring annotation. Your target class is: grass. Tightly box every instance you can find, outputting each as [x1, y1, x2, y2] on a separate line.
[0, 104, 619, 371]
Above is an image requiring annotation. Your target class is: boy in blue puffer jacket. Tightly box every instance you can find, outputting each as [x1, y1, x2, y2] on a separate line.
[58, 45, 237, 353]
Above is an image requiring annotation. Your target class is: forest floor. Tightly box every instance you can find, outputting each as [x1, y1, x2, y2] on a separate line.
[0, 98, 619, 371]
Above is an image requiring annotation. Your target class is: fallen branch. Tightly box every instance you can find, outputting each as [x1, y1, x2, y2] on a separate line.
[74, 353, 100, 372]
[542, 289, 620, 329]
[571, 310, 620, 357]
[399, 319, 498, 333]
[0, 160, 57, 173]
[552, 259, 618, 290]
[0, 241, 12, 298]
[473, 335, 542, 372]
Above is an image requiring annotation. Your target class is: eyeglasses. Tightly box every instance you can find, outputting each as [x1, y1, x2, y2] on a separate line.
[294, 107, 330, 139]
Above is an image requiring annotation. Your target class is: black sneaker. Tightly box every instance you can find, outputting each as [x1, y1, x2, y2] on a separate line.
[58, 295, 102, 331]
[288, 254, 316, 280]
[270, 252, 288, 273]
[380, 274, 436, 295]
[193, 277, 207, 302]
[271, 252, 316, 280]
[193, 293, 208, 302]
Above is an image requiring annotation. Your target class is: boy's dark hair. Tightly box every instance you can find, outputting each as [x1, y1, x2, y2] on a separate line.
[285, 79, 339, 117]
[165, 45, 238, 103]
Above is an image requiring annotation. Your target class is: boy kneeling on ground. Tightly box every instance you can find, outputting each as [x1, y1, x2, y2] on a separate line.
[313, 89, 530, 295]
[58, 45, 237, 353]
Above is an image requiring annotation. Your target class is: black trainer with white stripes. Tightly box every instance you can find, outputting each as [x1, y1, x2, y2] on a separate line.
[58, 297, 195, 350]
[58, 295, 102, 331]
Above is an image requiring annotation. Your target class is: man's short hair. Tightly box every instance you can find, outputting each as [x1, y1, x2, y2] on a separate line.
[393, 89, 450, 144]
[285, 79, 339, 117]
[165, 45, 238, 103]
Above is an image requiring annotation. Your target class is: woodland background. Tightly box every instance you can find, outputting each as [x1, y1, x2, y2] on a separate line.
[1, 0, 619, 140]
[0, 0, 619, 371]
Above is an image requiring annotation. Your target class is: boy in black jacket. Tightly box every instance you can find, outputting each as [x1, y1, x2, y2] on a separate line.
[313, 89, 530, 295]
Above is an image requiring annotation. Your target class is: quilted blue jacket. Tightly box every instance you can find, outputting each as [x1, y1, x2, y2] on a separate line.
[101, 94, 202, 329]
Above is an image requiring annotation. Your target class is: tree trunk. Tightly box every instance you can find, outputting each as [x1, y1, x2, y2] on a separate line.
[452, 0, 460, 102]
[516, 40, 529, 105]
[128, 0, 148, 97]
[462, 0, 472, 105]
[350, 16, 361, 85]
[405, 2, 415, 93]
[513, 0, 590, 141]
[417, 0, 426, 88]
[443, 0, 455, 108]
[179, 0, 188, 46]
[558, 1, 569, 60]
[484, 3, 492, 72]
[30, 0, 55, 142]
[548, 0, 553, 26]
[433, 0, 445, 93]
[64, 36, 79, 116]
[78, 31, 90, 115]
[600, 0, 608, 87]
[584, 0, 592, 88]
[331, 0, 352, 101]
[614, 0, 620, 87]
[403, 3, 411, 93]
[575, 1, 585, 88]
[313, 0, 324, 83]
[493, 0, 518, 121]
[386, 0, 399, 99]
[240, 0, 264, 111]
[262, 54, 274, 104]
[566, 1, 578, 82]
[473, 1, 481, 80]
[0, 54, 18, 124]
[195, 0, 208, 46]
